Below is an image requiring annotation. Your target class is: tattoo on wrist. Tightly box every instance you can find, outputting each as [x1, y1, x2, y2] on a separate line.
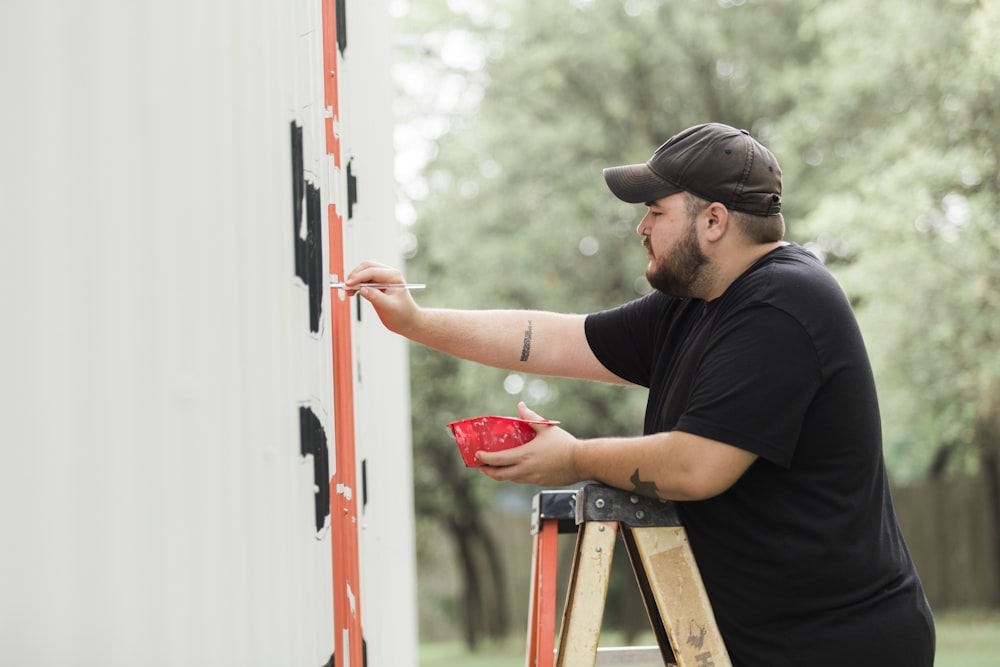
[630, 468, 659, 498]
[520, 320, 533, 362]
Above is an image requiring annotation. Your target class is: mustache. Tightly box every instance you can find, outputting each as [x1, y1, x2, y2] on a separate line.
[642, 238, 653, 253]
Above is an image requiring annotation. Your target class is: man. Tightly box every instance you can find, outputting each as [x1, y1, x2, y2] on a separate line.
[346, 123, 935, 666]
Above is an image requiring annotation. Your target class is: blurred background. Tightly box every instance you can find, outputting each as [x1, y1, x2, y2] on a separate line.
[391, 0, 1000, 665]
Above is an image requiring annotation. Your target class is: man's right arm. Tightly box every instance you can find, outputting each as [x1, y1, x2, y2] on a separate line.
[346, 262, 627, 384]
[408, 307, 624, 383]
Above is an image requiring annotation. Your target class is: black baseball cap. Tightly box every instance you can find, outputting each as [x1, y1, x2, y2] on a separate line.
[603, 123, 783, 216]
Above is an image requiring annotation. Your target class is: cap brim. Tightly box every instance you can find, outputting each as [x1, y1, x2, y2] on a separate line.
[603, 163, 684, 204]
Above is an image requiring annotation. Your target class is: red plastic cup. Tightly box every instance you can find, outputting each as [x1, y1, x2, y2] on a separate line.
[446, 415, 559, 467]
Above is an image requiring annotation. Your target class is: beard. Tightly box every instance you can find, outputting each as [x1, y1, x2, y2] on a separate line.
[645, 218, 713, 298]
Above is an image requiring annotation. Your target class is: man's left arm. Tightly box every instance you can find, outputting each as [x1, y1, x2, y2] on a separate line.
[477, 402, 757, 501]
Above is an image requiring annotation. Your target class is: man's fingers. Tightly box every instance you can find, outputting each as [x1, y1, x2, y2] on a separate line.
[517, 401, 544, 421]
[476, 450, 508, 467]
[345, 260, 404, 288]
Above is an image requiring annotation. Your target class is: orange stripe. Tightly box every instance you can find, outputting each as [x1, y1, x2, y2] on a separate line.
[321, 0, 341, 165]
[322, 0, 362, 662]
[328, 201, 363, 665]
[527, 520, 560, 667]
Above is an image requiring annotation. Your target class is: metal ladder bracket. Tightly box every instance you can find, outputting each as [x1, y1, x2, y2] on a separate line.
[576, 484, 681, 528]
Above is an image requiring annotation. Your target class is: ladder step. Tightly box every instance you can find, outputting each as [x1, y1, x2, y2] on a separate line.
[595, 645, 671, 665]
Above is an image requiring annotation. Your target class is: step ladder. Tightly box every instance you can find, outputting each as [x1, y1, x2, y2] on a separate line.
[526, 484, 731, 667]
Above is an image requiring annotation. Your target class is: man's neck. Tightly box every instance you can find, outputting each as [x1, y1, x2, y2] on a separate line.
[703, 241, 786, 301]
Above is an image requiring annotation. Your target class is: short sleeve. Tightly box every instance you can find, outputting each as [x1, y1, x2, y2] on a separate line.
[584, 292, 665, 387]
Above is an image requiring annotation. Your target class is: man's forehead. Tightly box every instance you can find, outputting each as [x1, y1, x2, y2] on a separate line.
[644, 193, 684, 209]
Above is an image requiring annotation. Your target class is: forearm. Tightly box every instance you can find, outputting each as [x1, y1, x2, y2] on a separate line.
[408, 307, 619, 381]
[407, 308, 536, 368]
[572, 431, 758, 501]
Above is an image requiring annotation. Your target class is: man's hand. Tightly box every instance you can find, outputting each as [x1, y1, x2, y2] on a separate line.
[345, 261, 422, 335]
[476, 402, 582, 487]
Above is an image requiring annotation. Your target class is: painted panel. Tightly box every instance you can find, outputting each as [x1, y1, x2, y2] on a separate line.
[0, 0, 416, 664]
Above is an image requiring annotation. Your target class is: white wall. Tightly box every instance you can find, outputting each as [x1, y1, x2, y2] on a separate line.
[0, 1, 417, 665]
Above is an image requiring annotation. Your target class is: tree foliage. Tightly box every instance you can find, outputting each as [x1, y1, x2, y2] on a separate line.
[394, 0, 1000, 643]
[771, 0, 1000, 481]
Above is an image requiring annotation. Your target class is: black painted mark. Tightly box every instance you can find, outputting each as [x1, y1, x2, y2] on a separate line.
[346, 158, 358, 220]
[361, 458, 368, 509]
[687, 620, 707, 649]
[291, 122, 304, 232]
[291, 121, 324, 333]
[336, 0, 347, 54]
[299, 406, 331, 534]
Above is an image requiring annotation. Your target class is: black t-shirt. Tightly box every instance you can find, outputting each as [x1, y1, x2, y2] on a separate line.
[585, 244, 934, 666]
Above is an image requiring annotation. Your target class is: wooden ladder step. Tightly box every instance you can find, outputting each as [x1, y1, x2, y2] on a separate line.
[595, 645, 671, 665]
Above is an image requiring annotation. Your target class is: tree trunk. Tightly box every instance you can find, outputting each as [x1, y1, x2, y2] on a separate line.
[973, 388, 1000, 605]
[975, 436, 1000, 606]
[472, 519, 510, 638]
[448, 516, 512, 650]
[450, 520, 485, 650]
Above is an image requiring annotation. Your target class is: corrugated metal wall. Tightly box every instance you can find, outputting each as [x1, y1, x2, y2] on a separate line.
[0, 1, 417, 665]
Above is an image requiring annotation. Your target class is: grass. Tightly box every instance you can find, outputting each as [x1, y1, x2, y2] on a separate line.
[419, 610, 1000, 667]
[934, 609, 1000, 667]
[418, 636, 525, 667]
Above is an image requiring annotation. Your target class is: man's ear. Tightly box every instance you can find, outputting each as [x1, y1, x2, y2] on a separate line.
[702, 202, 729, 242]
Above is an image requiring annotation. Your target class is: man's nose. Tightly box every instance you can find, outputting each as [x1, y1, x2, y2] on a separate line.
[636, 211, 652, 236]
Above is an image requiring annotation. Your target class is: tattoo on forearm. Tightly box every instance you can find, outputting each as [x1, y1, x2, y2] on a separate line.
[520, 320, 533, 362]
[630, 468, 659, 498]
